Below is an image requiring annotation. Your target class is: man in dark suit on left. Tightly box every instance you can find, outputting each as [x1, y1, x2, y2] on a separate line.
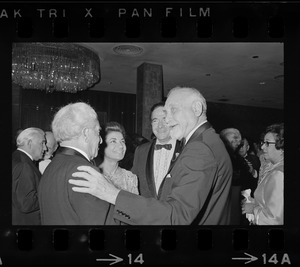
[38, 102, 116, 225]
[12, 127, 47, 225]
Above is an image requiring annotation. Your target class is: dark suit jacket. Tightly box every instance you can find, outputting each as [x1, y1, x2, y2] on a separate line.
[38, 147, 117, 225]
[242, 153, 261, 196]
[132, 139, 182, 199]
[12, 149, 41, 225]
[114, 122, 233, 225]
[246, 154, 261, 176]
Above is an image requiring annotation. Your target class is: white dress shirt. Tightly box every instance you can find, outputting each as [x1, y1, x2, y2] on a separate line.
[153, 139, 176, 193]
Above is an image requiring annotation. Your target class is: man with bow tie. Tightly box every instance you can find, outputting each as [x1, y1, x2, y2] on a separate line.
[131, 102, 183, 199]
[69, 87, 233, 225]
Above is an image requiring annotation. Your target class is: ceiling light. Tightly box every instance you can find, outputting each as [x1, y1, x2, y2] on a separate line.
[112, 45, 144, 56]
[12, 43, 101, 93]
[274, 75, 284, 79]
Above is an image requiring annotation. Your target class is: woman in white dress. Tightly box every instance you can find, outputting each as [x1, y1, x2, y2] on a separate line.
[241, 123, 284, 225]
[98, 122, 139, 195]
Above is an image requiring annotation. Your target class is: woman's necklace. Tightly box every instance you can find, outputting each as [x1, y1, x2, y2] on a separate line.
[103, 165, 119, 178]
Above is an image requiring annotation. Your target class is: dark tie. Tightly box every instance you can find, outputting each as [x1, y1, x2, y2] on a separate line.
[180, 138, 186, 151]
[155, 144, 172, 150]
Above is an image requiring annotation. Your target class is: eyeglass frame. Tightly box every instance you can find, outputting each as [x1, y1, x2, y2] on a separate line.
[260, 141, 276, 147]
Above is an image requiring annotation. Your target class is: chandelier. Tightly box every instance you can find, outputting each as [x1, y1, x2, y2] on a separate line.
[12, 43, 101, 93]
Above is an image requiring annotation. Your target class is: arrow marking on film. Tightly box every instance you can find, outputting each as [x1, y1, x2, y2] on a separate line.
[232, 252, 258, 264]
[96, 254, 123, 265]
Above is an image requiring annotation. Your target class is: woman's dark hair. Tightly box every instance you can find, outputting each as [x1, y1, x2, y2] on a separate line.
[97, 121, 126, 162]
[264, 123, 284, 150]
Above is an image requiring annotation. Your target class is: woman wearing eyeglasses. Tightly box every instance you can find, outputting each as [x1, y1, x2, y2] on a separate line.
[241, 123, 284, 225]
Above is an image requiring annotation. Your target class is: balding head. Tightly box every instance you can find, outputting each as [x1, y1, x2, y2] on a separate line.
[164, 86, 207, 140]
[167, 86, 207, 116]
[219, 128, 242, 151]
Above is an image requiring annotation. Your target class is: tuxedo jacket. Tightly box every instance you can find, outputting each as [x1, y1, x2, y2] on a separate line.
[131, 139, 182, 199]
[38, 147, 117, 225]
[243, 153, 261, 195]
[12, 149, 41, 225]
[114, 122, 233, 225]
[246, 154, 261, 175]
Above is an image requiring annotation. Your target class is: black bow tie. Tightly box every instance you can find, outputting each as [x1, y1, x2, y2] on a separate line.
[155, 144, 172, 150]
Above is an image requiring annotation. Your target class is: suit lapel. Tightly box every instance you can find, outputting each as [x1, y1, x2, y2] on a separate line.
[157, 122, 212, 199]
[145, 140, 157, 197]
[157, 140, 182, 199]
[167, 140, 182, 174]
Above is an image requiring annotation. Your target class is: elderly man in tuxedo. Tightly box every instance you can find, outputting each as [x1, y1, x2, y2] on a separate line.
[69, 87, 233, 225]
[12, 127, 47, 225]
[38, 102, 116, 225]
[132, 102, 183, 198]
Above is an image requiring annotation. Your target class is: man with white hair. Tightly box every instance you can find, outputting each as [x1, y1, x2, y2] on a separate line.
[39, 131, 58, 174]
[12, 127, 46, 225]
[38, 102, 116, 225]
[69, 87, 233, 225]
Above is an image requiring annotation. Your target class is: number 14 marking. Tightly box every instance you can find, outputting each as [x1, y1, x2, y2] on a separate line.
[128, 253, 144, 265]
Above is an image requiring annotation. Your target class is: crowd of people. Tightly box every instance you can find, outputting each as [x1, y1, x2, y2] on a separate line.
[12, 86, 284, 225]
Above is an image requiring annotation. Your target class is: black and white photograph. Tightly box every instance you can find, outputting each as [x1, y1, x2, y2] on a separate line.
[11, 42, 284, 226]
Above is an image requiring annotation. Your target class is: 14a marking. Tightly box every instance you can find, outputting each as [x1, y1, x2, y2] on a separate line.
[262, 254, 291, 265]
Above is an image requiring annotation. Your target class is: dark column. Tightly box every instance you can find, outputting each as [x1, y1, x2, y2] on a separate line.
[136, 63, 163, 140]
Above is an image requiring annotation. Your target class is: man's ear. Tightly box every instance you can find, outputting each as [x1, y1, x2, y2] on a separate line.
[192, 100, 203, 116]
[27, 139, 32, 148]
[82, 128, 89, 142]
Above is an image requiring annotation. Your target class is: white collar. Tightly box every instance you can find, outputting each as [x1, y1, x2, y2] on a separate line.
[17, 148, 33, 161]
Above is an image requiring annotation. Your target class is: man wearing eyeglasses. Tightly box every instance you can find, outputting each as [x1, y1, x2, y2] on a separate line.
[38, 102, 116, 225]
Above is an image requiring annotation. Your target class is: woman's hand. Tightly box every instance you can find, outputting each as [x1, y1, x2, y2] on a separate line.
[241, 202, 255, 214]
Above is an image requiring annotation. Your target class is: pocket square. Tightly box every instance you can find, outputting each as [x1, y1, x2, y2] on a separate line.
[166, 173, 172, 178]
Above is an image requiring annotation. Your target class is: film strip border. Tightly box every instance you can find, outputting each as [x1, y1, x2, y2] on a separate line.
[0, 3, 297, 42]
[1, 1, 300, 266]
[1, 227, 296, 265]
